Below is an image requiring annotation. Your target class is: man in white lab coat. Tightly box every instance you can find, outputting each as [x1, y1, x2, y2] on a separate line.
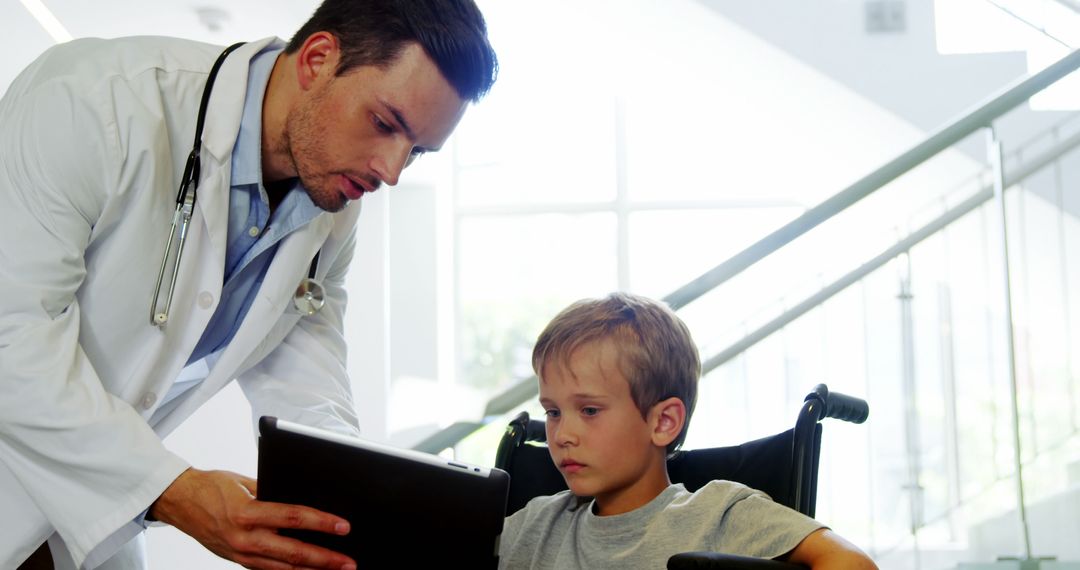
[0, 1, 497, 569]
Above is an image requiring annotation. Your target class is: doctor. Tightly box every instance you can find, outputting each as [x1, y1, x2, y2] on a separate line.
[0, 1, 497, 569]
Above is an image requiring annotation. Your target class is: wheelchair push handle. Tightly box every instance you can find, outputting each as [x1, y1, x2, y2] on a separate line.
[806, 384, 869, 424]
[825, 391, 869, 424]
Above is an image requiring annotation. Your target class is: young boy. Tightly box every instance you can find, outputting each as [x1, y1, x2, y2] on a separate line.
[498, 292, 877, 569]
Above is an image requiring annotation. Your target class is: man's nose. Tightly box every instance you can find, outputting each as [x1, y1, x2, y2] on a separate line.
[371, 141, 414, 187]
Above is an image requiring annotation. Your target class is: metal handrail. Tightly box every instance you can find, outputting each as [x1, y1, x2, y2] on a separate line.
[412, 122, 1080, 454]
[412, 47, 1080, 454]
[701, 124, 1080, 375]
[663, 47, 1080, 311]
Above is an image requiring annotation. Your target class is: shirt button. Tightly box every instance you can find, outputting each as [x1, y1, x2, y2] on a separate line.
[248, 226, 260, 237]
[140, 392, 157, 410]
[197, 291, 214, 309]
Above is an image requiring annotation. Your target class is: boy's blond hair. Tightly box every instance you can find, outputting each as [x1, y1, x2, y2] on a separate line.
[532, 292, 701, 454]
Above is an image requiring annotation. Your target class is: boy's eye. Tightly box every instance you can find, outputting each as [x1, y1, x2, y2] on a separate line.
[544, 409, 561, 418]
[581, 407, 600, 416]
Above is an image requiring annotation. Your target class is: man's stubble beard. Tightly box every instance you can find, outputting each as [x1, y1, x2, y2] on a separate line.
[280, 87, 348, 213]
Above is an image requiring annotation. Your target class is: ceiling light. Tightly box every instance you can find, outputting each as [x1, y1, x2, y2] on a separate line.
[18, 0, 73, 43]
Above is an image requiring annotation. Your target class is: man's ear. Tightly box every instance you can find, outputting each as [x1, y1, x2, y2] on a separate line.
[294, 31, 339, 91]
[649, 397, 686, 448]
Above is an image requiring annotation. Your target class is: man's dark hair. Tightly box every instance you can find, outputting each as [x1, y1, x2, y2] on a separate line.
[286, 0, 498, 102]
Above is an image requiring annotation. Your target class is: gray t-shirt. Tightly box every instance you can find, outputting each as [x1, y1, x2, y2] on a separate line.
[498, 481, 825, 569]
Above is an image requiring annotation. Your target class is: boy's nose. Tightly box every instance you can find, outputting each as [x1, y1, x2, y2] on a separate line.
[552, 422, 578, 447]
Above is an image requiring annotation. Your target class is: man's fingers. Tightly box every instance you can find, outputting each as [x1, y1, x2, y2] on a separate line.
[237, 552, 349, 570]
[241, 530, 356, 570]
[249, 501, 351, 535]
[239, 474, 258, 496]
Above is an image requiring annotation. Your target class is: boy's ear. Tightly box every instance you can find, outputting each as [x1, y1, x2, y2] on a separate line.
[649, 397, 686, 448]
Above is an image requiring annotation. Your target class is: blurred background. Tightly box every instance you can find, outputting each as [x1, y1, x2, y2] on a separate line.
[4, 0, 1079, 568]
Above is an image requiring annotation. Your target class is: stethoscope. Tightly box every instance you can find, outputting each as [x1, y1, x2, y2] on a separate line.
[150, 42, 325, 327]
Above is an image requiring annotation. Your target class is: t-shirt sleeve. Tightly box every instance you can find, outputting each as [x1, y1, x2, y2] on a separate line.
[706, 482, 827, 559]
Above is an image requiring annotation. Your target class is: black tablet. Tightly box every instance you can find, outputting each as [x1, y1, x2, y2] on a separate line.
[257, 416, 510, 568]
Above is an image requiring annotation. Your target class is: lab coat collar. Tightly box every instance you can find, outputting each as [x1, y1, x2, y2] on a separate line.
[200, 37, 282, 165]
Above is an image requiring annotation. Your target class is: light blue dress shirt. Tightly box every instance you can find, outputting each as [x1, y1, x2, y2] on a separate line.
[160, 42, 325, 407]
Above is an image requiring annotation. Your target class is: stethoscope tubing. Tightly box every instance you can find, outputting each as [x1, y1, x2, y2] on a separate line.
[151, 41, 325, 327]
[150, 42, 245, 327]
[150, 198, 192, 325]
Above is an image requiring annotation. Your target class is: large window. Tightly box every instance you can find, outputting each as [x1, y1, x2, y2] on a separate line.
[437, 0, 955, 417]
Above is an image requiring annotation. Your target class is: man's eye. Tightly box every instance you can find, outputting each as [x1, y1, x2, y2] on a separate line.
[582, 407, 600, 417]
[403, 148, 423, 167]
[373, 116, 393, 134]
[404, 148, 425, 167]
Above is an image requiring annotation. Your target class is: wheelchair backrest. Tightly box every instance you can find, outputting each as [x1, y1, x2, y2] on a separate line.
[497, 416, 814, 517]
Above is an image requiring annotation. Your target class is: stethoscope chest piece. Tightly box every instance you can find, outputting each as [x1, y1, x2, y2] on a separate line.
[293, 278, 325, 316]
[293, 250, 325, 315]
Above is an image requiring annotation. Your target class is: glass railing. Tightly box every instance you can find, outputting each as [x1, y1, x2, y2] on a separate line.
[684, 114, 1080, 566]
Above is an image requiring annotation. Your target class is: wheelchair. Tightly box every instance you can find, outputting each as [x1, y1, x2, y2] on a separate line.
[494, 384, 869, 569]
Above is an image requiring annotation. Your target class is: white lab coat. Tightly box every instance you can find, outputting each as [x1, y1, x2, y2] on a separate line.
[0, 36, 362, 569]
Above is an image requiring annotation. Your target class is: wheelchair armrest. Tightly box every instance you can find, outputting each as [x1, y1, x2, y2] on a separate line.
[668, 552, 808, 569]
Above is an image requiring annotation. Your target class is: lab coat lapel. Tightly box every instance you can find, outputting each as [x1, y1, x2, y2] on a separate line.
[195, 39, 277, 258]
[161, 40, 272, 325]
[136, 42, 275, 410]
[151, 38, 309, 434]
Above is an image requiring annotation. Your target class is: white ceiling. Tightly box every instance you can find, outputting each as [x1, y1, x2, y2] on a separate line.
[1, 0, 321, 90]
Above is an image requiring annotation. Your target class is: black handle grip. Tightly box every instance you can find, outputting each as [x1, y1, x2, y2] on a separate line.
[669, 552, 807, 569]
[825, 391, 869, 424]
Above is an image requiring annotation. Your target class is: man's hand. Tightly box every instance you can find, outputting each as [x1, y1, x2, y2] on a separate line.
[150, 468, 356, 570]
